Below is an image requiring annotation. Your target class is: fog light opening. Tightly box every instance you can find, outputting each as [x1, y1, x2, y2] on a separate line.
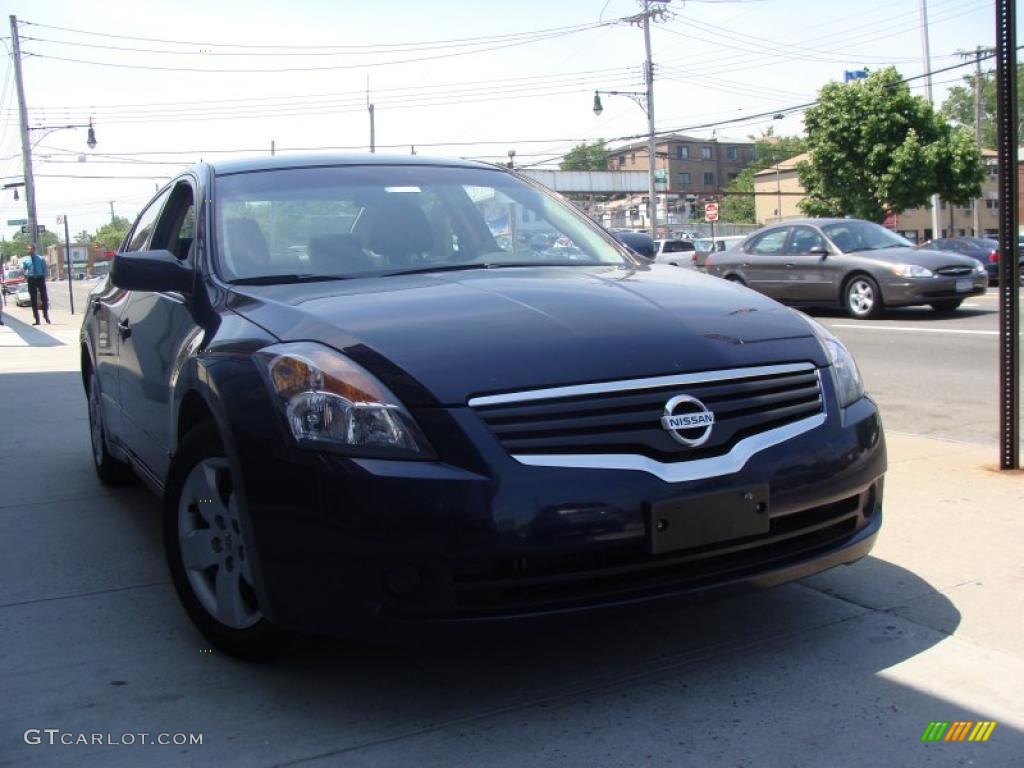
[384, 563, 424, 600]
[863, 484, 878, 519]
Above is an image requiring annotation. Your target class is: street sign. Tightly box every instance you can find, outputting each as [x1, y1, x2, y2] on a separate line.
[704, 203, 719, 222]
[20, 224, 46, 235]
[7, 218, 27, 226]
[56, 215, 65, 225]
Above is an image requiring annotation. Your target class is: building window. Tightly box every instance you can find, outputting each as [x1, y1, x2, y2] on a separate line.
[679, 171, 691, 185]
[701, 147, 713, 160]
[726, 147, 738, 160]
[703, 172, 715, 186]
[631, 152, 636, 162]
[676, 145, 689, 159]
[617, 154, 625, 166]
[727, 172, 739, 182]
[986, 198, 999, 210]
[749, 148, 758, 161]
[986, 163, 998, 177]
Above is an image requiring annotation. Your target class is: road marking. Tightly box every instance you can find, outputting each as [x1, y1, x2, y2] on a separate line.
[828, 324, 1004, 336]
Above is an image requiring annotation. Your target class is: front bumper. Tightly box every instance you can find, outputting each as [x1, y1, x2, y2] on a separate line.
[883, 274, 986, 306]
[219, 366, 886, 636]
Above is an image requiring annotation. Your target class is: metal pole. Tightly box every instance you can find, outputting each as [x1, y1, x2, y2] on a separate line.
[108, 200, 115, 223]
[919, 0, 942, 238]
[271, 139, 275, 156]
[367, 76, 375, 153]
[9, 15, 38, 254]
[642, 0, 658, 239]
[62, 215, 74, 315]
[775, 159, 782, 222]
[973, 46, 984, 236]
[995, 0, 1019, 469]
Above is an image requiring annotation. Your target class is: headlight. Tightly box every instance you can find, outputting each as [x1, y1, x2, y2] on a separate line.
[796, 313, 865, 408]
[254, 342, 432, 457]
[973, 262, 987, 275]
[891, 264, 933, 278]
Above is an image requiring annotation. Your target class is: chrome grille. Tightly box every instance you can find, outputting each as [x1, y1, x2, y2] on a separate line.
[469, 363, 824, 462]
[935, 265, 973, 276]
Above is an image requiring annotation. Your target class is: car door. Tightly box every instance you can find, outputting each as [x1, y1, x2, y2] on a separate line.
[90, 187, 173, 450]
[780, 225, 839, 302]
[115, 179, 200, 481]
[739, 227, 791, 298]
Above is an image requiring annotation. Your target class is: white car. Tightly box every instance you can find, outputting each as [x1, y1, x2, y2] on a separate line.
[652, 239, 697, 267]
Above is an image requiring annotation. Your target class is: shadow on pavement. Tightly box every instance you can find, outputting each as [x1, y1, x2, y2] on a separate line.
[805, 305, 995, 321]
[0, 312, 64, 346]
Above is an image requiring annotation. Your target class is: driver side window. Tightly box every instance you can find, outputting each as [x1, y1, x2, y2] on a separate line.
[748, 228, 789, 256]
[786, 226, 827, 254]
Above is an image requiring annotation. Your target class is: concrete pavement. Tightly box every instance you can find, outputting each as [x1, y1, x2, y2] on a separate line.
[1, 300, 1022, 767]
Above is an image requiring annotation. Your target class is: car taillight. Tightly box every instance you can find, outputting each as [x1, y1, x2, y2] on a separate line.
[988, 250, 999, 263]
[691, 252, 698, 264]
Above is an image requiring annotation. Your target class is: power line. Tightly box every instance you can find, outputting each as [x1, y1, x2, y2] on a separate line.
[17, 18, 616, 51]
[19, 21, 625, 73]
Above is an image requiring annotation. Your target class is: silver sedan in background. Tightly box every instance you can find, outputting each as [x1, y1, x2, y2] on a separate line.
[704, 218, 987, 319]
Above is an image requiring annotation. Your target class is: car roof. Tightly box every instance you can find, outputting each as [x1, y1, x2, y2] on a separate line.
[203, 153, 495, 176]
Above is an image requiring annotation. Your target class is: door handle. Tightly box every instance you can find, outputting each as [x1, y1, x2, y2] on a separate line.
[785, 263, 796, 268]
[91, 297, 102, 313]
[117, 318, 131, 339]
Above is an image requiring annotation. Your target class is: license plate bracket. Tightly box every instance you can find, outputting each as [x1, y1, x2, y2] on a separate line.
[647, 485, 770, 555]
[956, 278, 972, 293]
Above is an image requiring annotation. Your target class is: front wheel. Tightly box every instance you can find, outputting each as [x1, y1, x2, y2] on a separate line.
[844, 276, 883, 319]
[87, 370, 135, 485]
[930, 299, 964, 313]
[164, 422, 289, 661]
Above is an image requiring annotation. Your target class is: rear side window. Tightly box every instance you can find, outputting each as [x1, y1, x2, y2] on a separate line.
[663, 240, 695, 253]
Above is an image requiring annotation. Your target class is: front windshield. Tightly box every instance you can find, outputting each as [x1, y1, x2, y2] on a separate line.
[214, 164, 628, 282]
[821, 220, 913, 253]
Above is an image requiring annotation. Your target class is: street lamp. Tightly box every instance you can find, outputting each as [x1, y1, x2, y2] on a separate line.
[592, 89, 659, 239]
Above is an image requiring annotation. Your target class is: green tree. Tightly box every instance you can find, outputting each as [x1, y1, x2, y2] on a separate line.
[93, 215, 132, 251]
[720, 129, 807, 223]
[560, 140, 610, 171]
[1, 230, 59, 261]
[798, 67, 983, 221]
[75, 229, 92, 244]
[940, 63, 1024, 149]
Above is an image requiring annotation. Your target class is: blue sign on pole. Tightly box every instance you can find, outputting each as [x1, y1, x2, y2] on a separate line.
[844, 69, 869, 83]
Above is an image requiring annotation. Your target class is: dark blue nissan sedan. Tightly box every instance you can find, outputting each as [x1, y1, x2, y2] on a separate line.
[81, 155, 885, 659]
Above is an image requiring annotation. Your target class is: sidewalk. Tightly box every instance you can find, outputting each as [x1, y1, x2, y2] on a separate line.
[0, 310, 1021, 766]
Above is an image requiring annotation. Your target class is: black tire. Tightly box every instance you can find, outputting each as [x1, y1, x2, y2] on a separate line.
[724, 274, 746, 285]
[844, 275, 883, 319]
[930, 299, 964, 313]
[86, 369, 135, 485]
[164, 422, 290, 661]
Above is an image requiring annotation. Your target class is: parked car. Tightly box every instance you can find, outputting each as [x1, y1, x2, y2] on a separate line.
[705, 218, 987, 318]
[652, 238, 696, 266]
[923, 237, 1000, 284]
[13, 282, 31, 307]
[2, 267, 25, 295]
[83, 155, 885, 659]
[693, 236, 747, 272]
[610, 229, 655, 259]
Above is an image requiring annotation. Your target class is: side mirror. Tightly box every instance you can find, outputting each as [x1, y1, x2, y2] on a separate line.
[807, 245, 830, 257]
[111, 249, 194, 293]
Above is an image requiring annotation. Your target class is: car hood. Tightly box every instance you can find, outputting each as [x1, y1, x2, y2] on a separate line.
[228, 265, 827, 406]
[858, 246, 980, 268]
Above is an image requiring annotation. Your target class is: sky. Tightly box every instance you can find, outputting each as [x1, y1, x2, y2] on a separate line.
[0, 0, 1009, 238]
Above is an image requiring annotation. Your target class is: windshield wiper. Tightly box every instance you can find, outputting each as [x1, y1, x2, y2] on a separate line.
[230, 274, 351, 285]
[382, 263, 494, 277]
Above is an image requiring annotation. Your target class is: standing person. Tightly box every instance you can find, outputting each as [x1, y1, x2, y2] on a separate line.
[22, 243, 50, 325]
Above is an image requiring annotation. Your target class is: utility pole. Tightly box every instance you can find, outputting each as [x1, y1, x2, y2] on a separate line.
[642, 0, 659, 239]
[919, 0, 942, 239]
[9, 15, 38, 254]
[108, 200, 116, 223]
[958, 46, 991, 235]
[271, 139, 276, 156]
[367, 76, 375, 153]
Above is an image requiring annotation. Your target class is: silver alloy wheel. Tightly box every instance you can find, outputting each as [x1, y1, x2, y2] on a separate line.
[88, 375, 104, 466]
[178, 458, 262, 629]
[848, 278, 875, 315]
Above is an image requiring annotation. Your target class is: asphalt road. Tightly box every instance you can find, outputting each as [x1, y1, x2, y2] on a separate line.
[808, 287, 1023, 449]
